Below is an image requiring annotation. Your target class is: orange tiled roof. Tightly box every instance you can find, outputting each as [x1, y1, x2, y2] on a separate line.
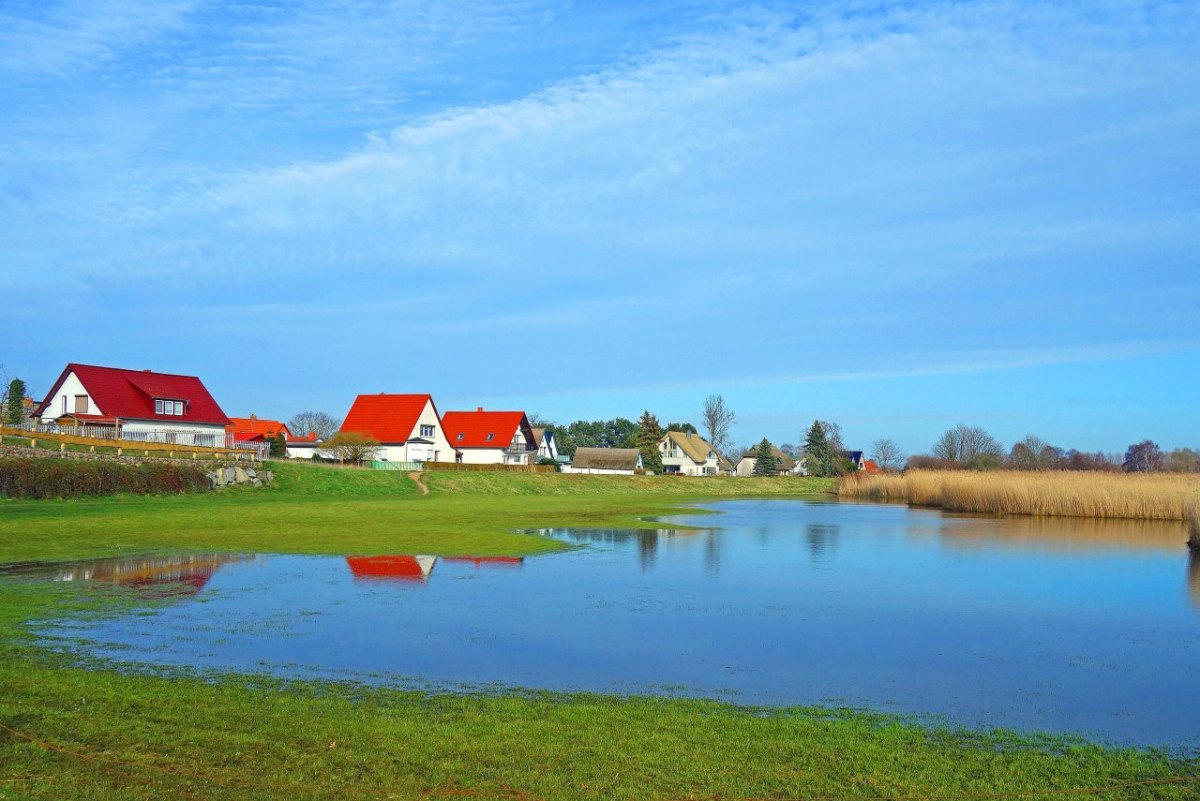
[340, 394, 436, 443]
[441, 409, 527, 449]
[228, 416, 291, 438]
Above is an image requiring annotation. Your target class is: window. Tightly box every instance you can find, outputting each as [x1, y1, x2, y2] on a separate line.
[155, 399, 185, 416]
[74, 395, 88, 414]
[486, 433, 494, 441]
[420, 424, 435, 437]
[61, 395, 67, 413]
[456, 433, 465, 441]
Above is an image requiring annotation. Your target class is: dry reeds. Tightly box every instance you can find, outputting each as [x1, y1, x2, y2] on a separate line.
[1187, 499, 1200, 549]
[839, 470, 1200, 523]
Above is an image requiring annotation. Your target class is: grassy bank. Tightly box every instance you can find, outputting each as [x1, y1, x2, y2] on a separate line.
[839, 469, 1200, 521]
[1, 461, 1196, 800]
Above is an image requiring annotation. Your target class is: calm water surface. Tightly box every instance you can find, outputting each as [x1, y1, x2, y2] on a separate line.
[8, 500, 1200, 747]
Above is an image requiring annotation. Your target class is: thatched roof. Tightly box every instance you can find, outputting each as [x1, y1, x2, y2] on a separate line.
[663, 430, 719, 464]
[739, 446, 796, 471]
[571, 447, 641, 470]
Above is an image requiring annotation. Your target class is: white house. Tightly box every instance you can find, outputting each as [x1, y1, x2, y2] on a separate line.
[32, 363, 231, 447]
[657, 431, 724, 476]
[338, 393, 452, 464]
[735, 445, 797, 477]
[562, 447, 643, 475]
[530, 427, 562, 463]
[441, 408, 537, 465]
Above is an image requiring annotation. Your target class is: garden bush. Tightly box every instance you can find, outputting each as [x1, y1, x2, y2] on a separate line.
[0, 457, 210, 499]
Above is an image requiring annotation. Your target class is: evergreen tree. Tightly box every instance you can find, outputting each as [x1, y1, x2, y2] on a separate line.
[752, 438, 778, 476]
[270, 431, 287, 458]
[5, 378, 26, 426]
[804, 420, 833, 477]
[636, 410, 664, 474]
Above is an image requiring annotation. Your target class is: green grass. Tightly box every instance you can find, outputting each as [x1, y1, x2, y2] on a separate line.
[0, 460, 1196, 800]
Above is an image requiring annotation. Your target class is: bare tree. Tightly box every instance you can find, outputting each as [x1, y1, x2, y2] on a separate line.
[320, 431, 380, 465]
[1123, 440, 1164, 473]
[701, 394, 736, 452]
[869, 438, 904, 471]
[818, 420, 845, 455]
[288, 411, 340, 440]
[1008, 435, 1061, 470]
[932, 424, 1004, 469]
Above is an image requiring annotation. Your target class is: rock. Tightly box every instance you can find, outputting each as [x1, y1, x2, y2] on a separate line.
[246, 468, 257, 479]
[223, 467, 236, 484]
[263, 471, 274, 484]
[234, 467, 249, 484]
[251, 478, 262, 487]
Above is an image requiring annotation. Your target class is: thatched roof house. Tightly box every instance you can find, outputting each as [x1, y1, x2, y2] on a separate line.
[563, 447, 643, 475]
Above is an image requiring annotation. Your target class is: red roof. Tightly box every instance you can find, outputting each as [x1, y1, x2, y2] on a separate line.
[340, 394, 438, 443]
[228, 416, 291, 439]
[35, 363, 230, 426]
[345, 555, 434, 582]
[441, 409, 528, 449]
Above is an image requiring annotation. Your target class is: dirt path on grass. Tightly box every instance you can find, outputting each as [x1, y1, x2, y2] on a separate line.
[408, 472, 429, 496]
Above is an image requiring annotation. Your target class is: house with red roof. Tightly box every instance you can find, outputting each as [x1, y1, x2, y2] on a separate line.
[227, 415, 291, 442]
[440, 408, 537, 465]
[338, 393, 451, 464]
[33, 363, 231, 447]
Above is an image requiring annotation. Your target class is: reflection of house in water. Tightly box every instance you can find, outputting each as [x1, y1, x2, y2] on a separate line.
[8, 554, 251, 599]
[443, 556, 523, 570]
[345, 555, 436, 583]
[539, 527, 707, 571]
[806, 524, 840, 562]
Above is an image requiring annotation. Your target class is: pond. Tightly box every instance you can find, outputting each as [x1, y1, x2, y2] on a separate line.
[5, 499, 1198, 747]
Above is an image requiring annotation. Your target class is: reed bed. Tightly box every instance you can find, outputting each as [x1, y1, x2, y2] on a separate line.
[839, 470, 1200, 522]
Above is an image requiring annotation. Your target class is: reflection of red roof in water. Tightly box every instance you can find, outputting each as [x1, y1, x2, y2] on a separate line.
[443, 556, 523, 569]
[346, 555, 436, 582]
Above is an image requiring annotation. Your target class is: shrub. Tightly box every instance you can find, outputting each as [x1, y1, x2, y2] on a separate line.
[0, 457, 210, 499]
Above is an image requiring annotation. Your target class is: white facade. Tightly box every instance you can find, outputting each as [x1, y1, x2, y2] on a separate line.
[561, 465, 636, 475]
[377, 399, 453, 464]
[39, 371, 92, 420]
[455, 433, 534, 465]
[286, 442, 321, 459]
[658, 432, 722, 476]
[535, 430, 559, 462]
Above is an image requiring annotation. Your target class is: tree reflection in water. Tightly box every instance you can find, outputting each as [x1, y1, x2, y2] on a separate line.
[1188, 549, 1200, 610]
[805, 524, 839, 563]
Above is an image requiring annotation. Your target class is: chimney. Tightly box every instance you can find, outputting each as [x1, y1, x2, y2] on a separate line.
[477, 406, 483, 412]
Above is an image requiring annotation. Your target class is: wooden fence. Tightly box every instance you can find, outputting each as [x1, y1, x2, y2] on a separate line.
[0, 426, 264, 461]
[423, 461, 556, 474]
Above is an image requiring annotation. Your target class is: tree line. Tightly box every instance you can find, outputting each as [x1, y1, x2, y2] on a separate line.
[898, 424, 1199, 473]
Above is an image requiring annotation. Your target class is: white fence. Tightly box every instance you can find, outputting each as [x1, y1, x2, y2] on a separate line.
[5, 420, 270, 460]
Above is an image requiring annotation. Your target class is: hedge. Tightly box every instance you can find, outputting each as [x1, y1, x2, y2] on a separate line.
[0, 457, 210, 499]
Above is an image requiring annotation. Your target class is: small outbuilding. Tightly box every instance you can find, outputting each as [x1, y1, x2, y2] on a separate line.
[562, 447, 643, 475]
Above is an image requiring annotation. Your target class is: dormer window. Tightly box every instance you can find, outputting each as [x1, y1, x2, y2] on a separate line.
[456, 433, 465, 441]
[486, 433, 495, 441]
[155, 399, 185, 416]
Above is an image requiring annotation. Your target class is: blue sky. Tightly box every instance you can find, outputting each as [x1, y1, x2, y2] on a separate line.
[2, 0, 1197, 456]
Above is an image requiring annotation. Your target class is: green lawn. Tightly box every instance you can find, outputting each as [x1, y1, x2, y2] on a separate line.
[0, 461, 1195, 800]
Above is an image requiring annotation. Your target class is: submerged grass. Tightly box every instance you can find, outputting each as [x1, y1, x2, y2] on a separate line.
[840, 470, 1200, 521]
[1, 460, 1197, 799]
